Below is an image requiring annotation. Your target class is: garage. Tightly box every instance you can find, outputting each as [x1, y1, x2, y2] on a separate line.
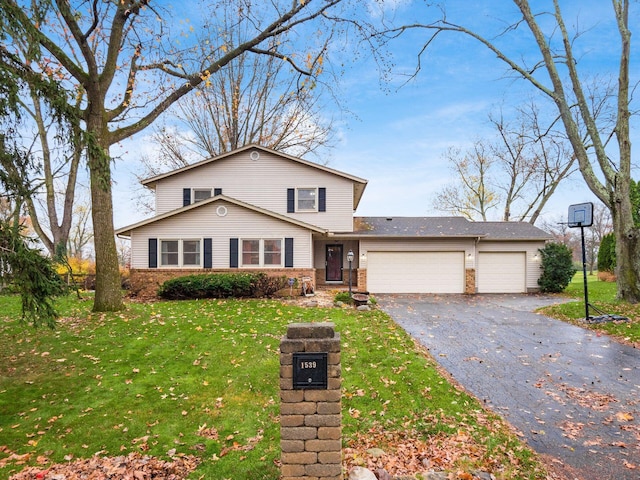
[366, 251, 465, 294]
[477, 252, 526, 293]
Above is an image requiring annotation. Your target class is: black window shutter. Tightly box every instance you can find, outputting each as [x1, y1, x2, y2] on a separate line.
[318, 187, 326, 212]
[148, 238, 158, 268]
[214, 188, 222, 196]
[204, 238, 212, 268]
[183, 188, 191, 207]
[284, 238, 294, 268]
[287, 188, 295, 213]
[230, 238, 239, 268]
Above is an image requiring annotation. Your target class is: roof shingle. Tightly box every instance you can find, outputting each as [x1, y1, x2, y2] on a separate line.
[351, 217, 551, 240]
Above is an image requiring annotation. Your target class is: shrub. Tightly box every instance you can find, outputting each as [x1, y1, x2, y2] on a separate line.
[157, 272, 288, 300]
[597, 271, 616, 282]
[253, 274, 289, 297]
[333, 291, 353, 304]
[597, 232, 616, 272]
[538, 242, 577, 293]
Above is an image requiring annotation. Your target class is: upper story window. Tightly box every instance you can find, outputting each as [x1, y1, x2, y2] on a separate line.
[193, 188, 212, 203]
[160, 239, 201, 267]
[297, 188, 317, 211]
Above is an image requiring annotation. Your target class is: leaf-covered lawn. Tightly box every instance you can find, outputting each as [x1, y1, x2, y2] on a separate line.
[0, 294, 551, 479]
[539, 274, 640, 347]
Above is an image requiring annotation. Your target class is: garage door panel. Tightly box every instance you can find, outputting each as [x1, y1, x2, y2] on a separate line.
[477, 252, 525, 293]
[367, 251, 464, 293]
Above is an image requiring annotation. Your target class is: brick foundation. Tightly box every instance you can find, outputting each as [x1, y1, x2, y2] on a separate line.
[128, 268, 316, 299]
[280, 323, 342, 480]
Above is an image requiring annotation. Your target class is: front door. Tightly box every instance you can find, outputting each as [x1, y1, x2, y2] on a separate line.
[326, 245, 343, 282]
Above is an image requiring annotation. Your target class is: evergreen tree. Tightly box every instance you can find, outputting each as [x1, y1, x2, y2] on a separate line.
[538, 242, 577, 293]
[597, 232, 616, 273]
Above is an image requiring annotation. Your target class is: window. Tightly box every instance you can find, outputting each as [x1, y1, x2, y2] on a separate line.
[160, 240, 179, 266]
[160, 239, 201, 267]
[263, 239, 282, 266]
[242, 240, 260, 266]
[241, 239, 282, 267]
[297, 188, 317, 211]
[182, 240, 201, 266]
[193, 188, 212, 202]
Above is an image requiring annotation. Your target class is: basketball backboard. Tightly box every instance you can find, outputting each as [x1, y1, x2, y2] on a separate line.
[568, 202, 593, 228]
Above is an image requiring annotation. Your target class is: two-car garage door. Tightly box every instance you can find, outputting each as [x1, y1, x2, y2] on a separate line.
[366, 251, 465, 294]
[366, 250, 527, 294]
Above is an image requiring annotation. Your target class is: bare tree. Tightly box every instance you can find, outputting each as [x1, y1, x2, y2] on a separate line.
[21, 88, 82, 258]
[490, 102, 577, 223]
[386, 1, 640, 302]
[433, 103, 576, 223]
[139, 4, 335, 180]
[432, 144, 499, 220]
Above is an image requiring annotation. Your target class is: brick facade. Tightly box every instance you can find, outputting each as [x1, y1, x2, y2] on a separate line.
[280, 323, 342, 480]
[128, 268, 316, 299]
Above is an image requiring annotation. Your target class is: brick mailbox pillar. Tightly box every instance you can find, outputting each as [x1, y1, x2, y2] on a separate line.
[280, 322, 342, 480]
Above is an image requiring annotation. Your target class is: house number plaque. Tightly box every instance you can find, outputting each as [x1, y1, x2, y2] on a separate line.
[292, 352, 328, 389]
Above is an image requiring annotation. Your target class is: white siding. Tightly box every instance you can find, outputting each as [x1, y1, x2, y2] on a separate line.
[153, 150, 355, 231]
[130, 201, 313, 269]
[477, 241, 544, 291]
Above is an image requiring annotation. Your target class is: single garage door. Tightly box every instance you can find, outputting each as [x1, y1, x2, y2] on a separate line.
[367, 251, 465, 293]
[477, 252, 526, 293]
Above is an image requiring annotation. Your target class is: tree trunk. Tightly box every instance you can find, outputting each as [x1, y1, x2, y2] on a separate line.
[87, 114, 123, 312]
[612, 191, 640, 303]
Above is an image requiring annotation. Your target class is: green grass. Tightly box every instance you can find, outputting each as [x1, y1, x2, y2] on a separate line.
[0, 294, 549, 479]
[539, 273, 640, 345]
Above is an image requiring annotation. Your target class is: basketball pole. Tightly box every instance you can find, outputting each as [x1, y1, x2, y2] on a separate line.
[579, 223, 590, 320]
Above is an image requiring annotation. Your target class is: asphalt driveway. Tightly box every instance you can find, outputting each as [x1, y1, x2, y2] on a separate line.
[377, 293, 640, 480]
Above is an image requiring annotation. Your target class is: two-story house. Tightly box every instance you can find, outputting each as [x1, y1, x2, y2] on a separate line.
[116, 145, 551, 297]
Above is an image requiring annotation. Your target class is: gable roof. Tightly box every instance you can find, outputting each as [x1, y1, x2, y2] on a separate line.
[347, 217, 551, 241]
[115, 194, 328, 238]
[140, 144, 369, 210]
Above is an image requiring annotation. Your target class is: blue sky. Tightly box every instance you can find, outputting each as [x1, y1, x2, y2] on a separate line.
[113, 0, 638, 228]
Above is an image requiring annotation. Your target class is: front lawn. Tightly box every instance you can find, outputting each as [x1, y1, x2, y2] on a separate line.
[539, 273, 640, 346]
[1, 294, 549, 479]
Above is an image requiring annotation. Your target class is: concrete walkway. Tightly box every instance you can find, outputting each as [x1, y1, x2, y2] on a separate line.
[377, 294, 640, 480]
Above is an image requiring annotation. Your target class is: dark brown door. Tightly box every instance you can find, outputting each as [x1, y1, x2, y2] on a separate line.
[325, 245, 343, 282]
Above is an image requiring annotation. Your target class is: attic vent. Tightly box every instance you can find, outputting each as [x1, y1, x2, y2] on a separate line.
[386, 217, 393, 221]
[250, 151, 260, 161]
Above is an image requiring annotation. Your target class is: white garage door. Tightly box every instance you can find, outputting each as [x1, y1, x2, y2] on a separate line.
[477, 252, 526, 293]
[367, 251, 465, 293]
